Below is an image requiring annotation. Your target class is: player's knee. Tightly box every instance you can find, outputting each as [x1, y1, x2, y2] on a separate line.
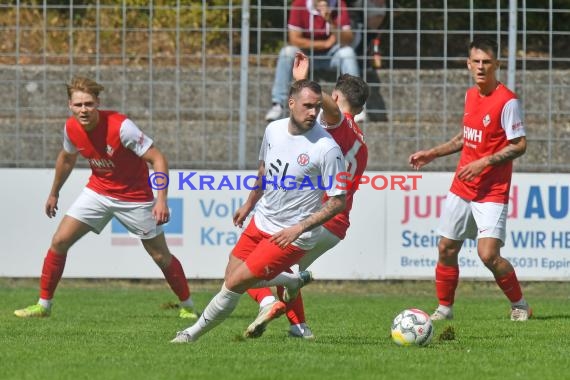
[479, 253, 500, 269]
[148, 249, 171, 267]
[224, 268, 257, 293]
[336, 46, 356, 59]
[224, 277, 247, 293]
[50, 233, 73, 253]
[437, 239, 460, 260]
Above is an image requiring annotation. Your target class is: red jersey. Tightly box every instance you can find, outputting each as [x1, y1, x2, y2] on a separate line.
[64, 110, 154, 202]
[322, 113, 368, 239]
[450, 83, 526, 203]
[288, 0, 352, 41]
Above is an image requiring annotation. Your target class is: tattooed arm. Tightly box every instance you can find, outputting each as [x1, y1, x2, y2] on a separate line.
[298, 194, 346, 233]
[269, 194, 346, 248]
[488, 136, 527, 165]
[457, 136, 527, 182]
[409, 132, 464, 170]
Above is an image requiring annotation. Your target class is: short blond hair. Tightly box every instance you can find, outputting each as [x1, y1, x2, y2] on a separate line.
[66, 76, 104, 99]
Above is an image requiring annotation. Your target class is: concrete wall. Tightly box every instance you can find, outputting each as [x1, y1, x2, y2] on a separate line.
[0, 65, 567, 171]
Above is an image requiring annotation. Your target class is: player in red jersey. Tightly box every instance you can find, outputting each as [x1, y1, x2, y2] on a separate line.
[409, 38, 531, 321]
[244, 52, 370, 339]
[14, 76, 198, 319]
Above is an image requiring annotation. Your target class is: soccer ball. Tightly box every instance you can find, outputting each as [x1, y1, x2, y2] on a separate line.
[390, 308, 434, 347]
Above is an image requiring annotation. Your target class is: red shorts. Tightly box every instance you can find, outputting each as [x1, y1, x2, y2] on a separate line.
[232, 218, 306, 280]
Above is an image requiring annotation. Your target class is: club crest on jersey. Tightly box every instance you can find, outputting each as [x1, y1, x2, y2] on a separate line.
[106, 144, 114, 156]
[483, 114, 491, 127]
[297, 153, 310, 166]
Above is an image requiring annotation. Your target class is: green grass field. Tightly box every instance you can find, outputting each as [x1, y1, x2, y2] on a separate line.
[1, 278, 569, 380]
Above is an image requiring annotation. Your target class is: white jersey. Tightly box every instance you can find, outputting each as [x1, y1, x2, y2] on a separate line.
[254, 118, 346, 249]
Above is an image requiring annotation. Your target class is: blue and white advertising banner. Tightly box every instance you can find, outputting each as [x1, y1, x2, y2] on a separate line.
[385, 172, 570, 280]
[1, 169, 569, 280]
[384, 173, 570, 280]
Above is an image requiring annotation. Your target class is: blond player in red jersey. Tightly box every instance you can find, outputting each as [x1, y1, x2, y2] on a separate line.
[14, 76, 198, 319]
[244, 51, 369, 339]
[409, 38, 531, 321]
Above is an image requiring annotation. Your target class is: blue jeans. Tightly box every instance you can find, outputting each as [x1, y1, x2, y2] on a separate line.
[270, 45, 360, 106]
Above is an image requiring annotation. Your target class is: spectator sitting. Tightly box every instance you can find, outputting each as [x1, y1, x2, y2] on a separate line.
[265, 0, 360, 122]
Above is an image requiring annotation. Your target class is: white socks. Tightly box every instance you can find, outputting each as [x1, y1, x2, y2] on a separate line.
[511, 298, 529, 309]
[38, 298, 51, 309]
[259, 296, 276, 308]
[436, 305, 452, 316]
[182, 284, 241, 341]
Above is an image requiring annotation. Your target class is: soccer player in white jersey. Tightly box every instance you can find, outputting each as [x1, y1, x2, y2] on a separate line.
[171, 79, 347, 343]
[409, 38, 531, 321]
[244, 52, 370, 339]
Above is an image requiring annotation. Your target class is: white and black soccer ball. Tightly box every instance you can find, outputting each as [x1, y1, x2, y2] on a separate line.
[391, 308, 434, 347]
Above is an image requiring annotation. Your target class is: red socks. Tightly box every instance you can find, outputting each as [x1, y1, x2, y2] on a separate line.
[39, 250, 191, 302]
[495, 271, 523, 303]
[436, 264, 523, 305]
[285, 292, 305, 325]
[248, 287, 306, 325]
[435, 263, 459, 306]
[247, 287, 273, 303]
[161, 255, 190, 301]
[275, 286, 305, 325]
[39, 249, 67, 300]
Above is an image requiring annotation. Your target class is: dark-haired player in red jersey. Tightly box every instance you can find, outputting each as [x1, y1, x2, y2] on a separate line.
[14, 76, 198, 319]
[409, 38, 531, 322]
[244, 51, 370, 339]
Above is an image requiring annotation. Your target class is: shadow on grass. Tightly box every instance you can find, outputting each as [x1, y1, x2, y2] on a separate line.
[531, 314, 570, 321]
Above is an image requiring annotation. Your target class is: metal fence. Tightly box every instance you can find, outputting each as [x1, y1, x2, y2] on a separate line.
[1, 1, 569, 171]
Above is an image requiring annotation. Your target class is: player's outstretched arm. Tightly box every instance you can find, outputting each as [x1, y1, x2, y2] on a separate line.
[292, 51, 342, 126]
[292, 51, 309, 82]
[46, 149, 78, 218]
[409, 131, 463, 170]
[320, 89, 343, 126]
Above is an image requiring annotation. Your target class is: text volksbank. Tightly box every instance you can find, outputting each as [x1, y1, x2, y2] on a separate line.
[175, 171, 422, 191]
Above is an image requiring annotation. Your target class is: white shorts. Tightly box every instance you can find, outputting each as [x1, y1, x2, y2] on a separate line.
[437, 192, 507, 245]
[66, 188, 163, 239]
[297, 228, 341, 270]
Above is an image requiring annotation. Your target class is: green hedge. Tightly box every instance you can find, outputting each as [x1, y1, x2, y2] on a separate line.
[2, 0, 568, 68]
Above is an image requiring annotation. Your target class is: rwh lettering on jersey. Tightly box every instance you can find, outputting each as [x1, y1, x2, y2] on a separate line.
[88, 158, 115, 168]
[463, 125, 482, 148]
